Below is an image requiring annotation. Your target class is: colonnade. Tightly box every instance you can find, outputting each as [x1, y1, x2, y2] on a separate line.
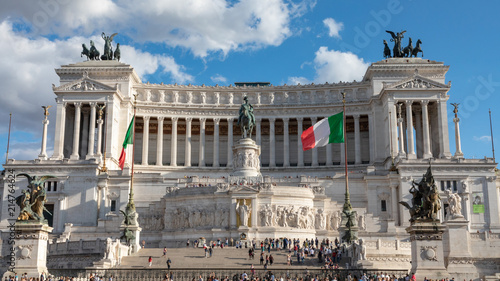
[136, 114, 371, 167]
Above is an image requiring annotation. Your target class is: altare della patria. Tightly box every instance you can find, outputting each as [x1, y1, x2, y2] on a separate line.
[0, 30, 499, 281]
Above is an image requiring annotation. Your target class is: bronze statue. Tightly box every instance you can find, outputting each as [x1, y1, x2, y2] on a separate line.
[101, 32, 118, 60]
[237, 96, 255, 138]
[411, 39, 423, 57]
[15, 174, 55, 223]
[402, 37, 413, 57]
[42, 105, 52, 119]
[89, 40, 100, 60]
[81, 44, 90, 60]
[383, 40, 391, 58]
[114, 43, 121, 61]
[400, 166, 441, 222]
[386, 30, 406, 57]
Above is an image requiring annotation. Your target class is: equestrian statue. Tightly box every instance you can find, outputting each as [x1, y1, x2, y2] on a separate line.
[237, 96, 256, 138]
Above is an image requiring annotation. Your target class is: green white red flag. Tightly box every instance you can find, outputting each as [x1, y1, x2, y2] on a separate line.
[301, 111, 344, 151]
[118, 116, 135, 170]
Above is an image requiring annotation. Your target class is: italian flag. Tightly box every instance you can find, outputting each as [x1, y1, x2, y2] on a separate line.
[301, 112, 344, 151]
[118, 116, 135, 170]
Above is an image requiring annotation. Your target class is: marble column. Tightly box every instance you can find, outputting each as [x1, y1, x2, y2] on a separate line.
[199, 118, 206, 167]
[38, 118, 49, 160]
[269, 118, 276, 167]
[51, 101, 67, 160]
[297, 117, 304, 167]
[96, 117, 103, 157]
[354, 114, 361, 164]
[256, 119, 261, 146]
[405, 100, 416, 159]
[453, 114, 464, 158]
[87, 102, 97, 158]
[185, 117, 192, 167]
[171, 117, 178, 166]
[80, 108, 90, 158]
[368, 113, 375, 163]
[141, 116, 150, 165]
[70, 102, 82, 160]
[437, 100, 452, 158]
[311, 117, 318, 167]
[414, 109, 423, 159]
[156, 117, 164, 166]
[397, 103, 406, 157]
[227, 118, 234, 167]
[326, 143, 332, 166]
[421, 100, 432, 159]
[251, 198, 258, 227]
[283, 118, 290, 167]
[391, 185, 399, 226]
[213, 118, 220, 167]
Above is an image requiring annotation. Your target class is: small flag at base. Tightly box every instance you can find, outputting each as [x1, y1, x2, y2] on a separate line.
[118, 116, 135, 170]
[301, 111, 344, 151]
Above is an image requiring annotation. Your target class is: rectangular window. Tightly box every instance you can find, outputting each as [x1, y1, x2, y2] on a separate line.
[440, 181, 445, 191]
[381, 200, 387, 212]
[452, 181, 457, 192]
[111, 200, 116, 212]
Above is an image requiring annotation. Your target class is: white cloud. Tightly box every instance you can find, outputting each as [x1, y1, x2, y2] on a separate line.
[0, 20, 192, 159]
[1, 0, 314, 58]
[323, 18, 343, 38]
[287, 76, 311, 85]
[313, 47, 369, 83]
[473, 136, 491, 142]
[211, 74, 228, 84]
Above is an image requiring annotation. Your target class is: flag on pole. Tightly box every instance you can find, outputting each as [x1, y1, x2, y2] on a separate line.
[118, 116, 135, 170]
[301, 111, 344, 151]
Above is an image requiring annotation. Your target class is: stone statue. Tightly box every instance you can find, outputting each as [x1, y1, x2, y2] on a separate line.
[358, 213, 366, 230]
[445, 190, 463, 219]
[385, 30, 406, 58]
[400, 166, 441, 222]
[358, 238, 367, 260]
[15, 174, 56, 223]
[236, 199, 251, 227]
[120, 202, 138, 226]
[42, 105, 52, 119]
[237, 96, 256, 138]
[101, 32, 118, 60]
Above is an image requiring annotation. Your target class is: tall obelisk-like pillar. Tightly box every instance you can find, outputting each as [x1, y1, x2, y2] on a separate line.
[451, 103, 463, 158]
[39, 106, 51, 160]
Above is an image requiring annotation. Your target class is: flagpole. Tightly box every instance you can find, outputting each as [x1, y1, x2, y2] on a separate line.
[341, 92, 356, 244]
[489, 109, 495, 162]
[342, 93, 349, 196]
[5, 113, 12, 164]
[129, 94, 137, 211]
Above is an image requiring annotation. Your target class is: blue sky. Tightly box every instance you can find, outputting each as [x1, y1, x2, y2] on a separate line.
[0, 0, 499, 162]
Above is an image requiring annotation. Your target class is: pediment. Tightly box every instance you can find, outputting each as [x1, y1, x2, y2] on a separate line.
[386, 75, 450, 90]
[53, 73, 117, 92]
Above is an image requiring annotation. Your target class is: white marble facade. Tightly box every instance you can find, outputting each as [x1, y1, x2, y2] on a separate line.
[1, 58, 500, 274]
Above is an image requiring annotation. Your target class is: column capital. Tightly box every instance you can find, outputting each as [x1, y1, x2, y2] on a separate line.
[282, 117, 289, 123]
[63, 102, 68, 108]
[310, 117, 317, 122]
[171, 117, 179, 122]
[227, 117, 234, 122]
[214, 118, 221, 125]
[89, 102, 97, 108]
[157, 116, 165, 122]
[200, 117, 206, 123]
[143, 115, 150, 122]
[74, 102, 82, 108]
[256, 118, 261, 124]
[420, 100, 430, 106]
[405, 100, 413, 106]
[353, 114, 360, 120]
[269, 118, 276, 123]
[297, 117, 304, 122]
[186, 117, 193, 123]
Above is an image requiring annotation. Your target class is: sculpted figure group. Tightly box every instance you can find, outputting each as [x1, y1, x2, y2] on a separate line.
[384, 30, 423, 58]
[15, 174, 55, 223]
[81, 32, 121, 61]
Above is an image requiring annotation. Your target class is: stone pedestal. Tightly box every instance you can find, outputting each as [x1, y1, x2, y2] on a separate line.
[406, 221, 448, 280]
[13, 222, 53, 279]
[444, 219, 475, 275]
[231, 138, 261, 177]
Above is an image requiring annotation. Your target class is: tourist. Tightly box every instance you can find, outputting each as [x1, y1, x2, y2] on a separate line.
[187, 239, 190, 247]
[148, 256, 152, 267]
[166, 258, 171, 269]
[260, 253, 264, 265]
[163, 247, 167, 257]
